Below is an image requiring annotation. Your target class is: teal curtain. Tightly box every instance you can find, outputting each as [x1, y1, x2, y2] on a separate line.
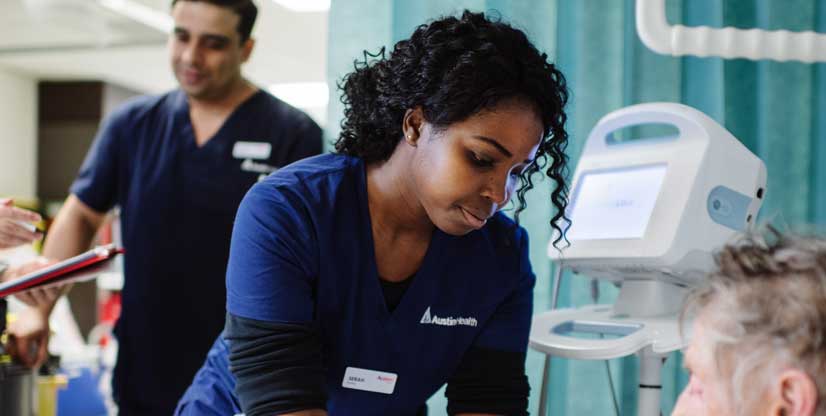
[326, 1, 826, 414]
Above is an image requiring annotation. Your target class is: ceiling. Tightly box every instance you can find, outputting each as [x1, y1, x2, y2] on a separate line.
[0, 0, 328, 94]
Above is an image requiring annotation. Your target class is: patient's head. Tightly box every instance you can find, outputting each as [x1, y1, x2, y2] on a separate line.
[675, 231, 826, 416]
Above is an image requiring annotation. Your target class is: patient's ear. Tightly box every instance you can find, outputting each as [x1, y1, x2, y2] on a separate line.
[775, 369, 817, 416]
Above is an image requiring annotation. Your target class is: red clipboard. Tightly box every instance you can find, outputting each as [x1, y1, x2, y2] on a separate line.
[0, 244, 124, 298]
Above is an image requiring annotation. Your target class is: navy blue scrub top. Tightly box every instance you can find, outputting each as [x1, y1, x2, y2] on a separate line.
[179, 154, 536, 415]
[70, 88, 322, 414]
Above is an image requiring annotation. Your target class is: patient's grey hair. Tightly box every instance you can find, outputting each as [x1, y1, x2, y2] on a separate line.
[684, 229, 826, 415]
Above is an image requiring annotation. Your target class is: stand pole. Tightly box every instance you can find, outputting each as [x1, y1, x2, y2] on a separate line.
[537, 266, 564, 416]
[637, 347, 665, 416]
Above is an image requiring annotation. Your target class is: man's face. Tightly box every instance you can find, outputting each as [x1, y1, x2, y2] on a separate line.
[169, 1, 252, 100]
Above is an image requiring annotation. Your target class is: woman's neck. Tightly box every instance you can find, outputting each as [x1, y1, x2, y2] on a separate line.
[365, 150, 433, 240]
[366, 150, 435, 282]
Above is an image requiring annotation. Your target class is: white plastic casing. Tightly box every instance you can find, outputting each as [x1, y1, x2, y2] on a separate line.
[549, 102, 767, 287]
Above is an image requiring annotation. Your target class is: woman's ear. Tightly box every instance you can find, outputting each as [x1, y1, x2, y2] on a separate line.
[775, 369, 818, 416]
[402, 108, 424, 147]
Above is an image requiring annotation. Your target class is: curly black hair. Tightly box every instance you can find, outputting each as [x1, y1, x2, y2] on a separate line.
[335, 10, 570, 245]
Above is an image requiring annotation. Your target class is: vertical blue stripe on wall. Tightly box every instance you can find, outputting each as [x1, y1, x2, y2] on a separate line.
[681, 0, 724, 121]
[325, 0, 394, 151]
[623, 0, 682, 106]
[810, 1, 826, 225]
[755, 0, 814, 224]
[721, 1, 758, 152]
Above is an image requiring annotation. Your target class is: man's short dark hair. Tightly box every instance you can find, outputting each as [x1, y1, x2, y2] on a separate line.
[171, 0, 258, 43]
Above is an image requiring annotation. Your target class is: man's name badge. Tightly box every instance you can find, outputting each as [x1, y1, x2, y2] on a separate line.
[232, 141, 272, 160]
[342, 367, 398, 394]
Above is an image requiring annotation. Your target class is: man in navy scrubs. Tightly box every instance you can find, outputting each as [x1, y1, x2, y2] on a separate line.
[8, 0, 322, 414]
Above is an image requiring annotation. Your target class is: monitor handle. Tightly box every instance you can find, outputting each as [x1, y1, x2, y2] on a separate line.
[584, 102, 710, 155]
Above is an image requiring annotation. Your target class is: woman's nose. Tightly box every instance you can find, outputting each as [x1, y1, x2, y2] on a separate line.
[482, 173, 514, 206]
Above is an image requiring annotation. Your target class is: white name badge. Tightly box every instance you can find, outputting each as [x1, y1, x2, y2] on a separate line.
[342, 367, 398, 395]
[232, 141, 272, 160]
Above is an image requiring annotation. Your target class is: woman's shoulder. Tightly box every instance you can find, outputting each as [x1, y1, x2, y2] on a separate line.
[250, 153, 359, 194]
[240, 153, 364, 217]
[270, 153, 360, 183]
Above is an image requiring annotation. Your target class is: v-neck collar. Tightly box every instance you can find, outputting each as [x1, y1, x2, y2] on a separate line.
[357, 160, 447, 323]
[172, 88, 264, 151]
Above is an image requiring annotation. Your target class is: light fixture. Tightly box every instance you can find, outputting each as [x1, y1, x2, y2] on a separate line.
[268, 82, 329, 109]
[98, 0, 173, 33]
[270, 0, 330, 13]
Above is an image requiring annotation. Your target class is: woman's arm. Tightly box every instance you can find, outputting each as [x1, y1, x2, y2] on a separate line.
[225, 314, 327, 416]
[224, 183, 324, 415]
[446, 347, 530, 415]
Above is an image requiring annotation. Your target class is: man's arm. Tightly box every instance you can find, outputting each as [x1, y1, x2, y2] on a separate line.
[19, 194, 107, 310]
[42, 194, 107, 261]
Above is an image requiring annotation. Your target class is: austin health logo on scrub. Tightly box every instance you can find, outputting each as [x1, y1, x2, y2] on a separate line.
[419, 307, 478, 327]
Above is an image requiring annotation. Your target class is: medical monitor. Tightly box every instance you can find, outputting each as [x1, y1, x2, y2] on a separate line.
[567, 164, 667, 241]
[549, 103, 766, 287]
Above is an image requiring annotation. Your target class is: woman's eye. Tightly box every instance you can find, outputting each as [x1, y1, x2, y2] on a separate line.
[469, 152, 494, 168]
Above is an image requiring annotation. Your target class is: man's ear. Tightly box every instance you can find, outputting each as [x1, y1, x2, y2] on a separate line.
[402, 107, 424, 147]
[776, 369, 818, 416]
[241, 38, 255, 62]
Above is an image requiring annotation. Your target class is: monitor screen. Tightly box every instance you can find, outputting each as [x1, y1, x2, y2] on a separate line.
[566, 163, 667, 240]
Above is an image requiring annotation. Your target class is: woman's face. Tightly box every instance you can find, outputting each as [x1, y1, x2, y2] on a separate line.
[674, 317, 780, 416]
[409, 101, 543, 236]
[674, 319, 735, 416]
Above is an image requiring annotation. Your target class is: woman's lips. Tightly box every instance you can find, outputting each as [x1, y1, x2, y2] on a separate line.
[460, 207, 487, 229]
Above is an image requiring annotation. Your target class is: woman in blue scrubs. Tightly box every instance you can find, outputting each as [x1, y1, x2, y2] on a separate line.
[177, 10, 570, 416]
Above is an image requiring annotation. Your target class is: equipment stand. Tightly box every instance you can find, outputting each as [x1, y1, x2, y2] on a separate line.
[637, 347, 665, 416]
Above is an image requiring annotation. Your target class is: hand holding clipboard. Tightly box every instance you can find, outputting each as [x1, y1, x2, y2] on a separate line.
[0, 244, 124, 300]
[2, 257, 60, 306]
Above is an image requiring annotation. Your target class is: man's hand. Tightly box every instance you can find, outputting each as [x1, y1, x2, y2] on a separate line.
[5, 306, 50, 368]
[0, 199, 43, 249]
[14, 285, 63, 310]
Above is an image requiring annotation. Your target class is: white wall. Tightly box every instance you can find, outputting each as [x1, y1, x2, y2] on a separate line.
[0, 67, 37, 198]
